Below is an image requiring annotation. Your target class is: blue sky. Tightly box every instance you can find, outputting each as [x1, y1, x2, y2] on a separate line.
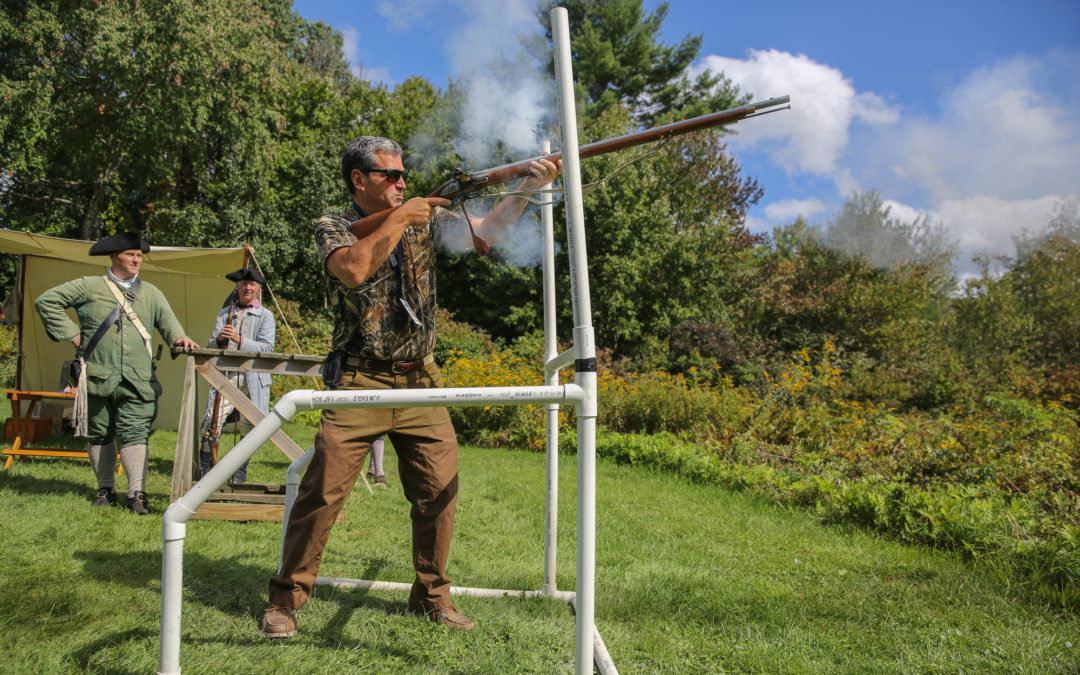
[293, 0, 1080, 273]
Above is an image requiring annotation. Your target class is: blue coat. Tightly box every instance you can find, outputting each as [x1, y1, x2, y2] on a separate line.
[210, 303, 276, 413]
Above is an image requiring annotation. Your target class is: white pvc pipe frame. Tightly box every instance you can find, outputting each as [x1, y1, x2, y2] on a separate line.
[157, 8, 612, 675]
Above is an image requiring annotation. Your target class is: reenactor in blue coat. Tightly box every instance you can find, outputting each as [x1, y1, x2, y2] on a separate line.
[198, 266, 277, 484]
[34, 232, 198, 514]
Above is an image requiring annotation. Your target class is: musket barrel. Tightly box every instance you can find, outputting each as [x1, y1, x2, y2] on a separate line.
[429, 95, 791, 202]
[575, 95, 790, 160]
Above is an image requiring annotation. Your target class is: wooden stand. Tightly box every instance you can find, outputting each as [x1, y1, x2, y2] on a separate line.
[1, 389, 105, 469]
[170, 348, 325, 521]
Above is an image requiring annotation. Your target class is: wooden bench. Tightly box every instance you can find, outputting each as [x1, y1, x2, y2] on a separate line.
[1, 389, 105, 469]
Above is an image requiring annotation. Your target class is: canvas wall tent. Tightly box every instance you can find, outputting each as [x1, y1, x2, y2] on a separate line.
[0, 229, 245, 430]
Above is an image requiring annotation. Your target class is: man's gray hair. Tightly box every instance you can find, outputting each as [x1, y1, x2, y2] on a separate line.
[341, 136, 403, 196]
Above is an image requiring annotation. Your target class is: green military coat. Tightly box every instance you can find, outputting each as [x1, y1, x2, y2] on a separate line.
[34, 274, 189, 401]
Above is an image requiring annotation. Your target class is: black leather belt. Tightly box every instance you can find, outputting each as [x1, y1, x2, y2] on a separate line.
[345, 353, 434, 374]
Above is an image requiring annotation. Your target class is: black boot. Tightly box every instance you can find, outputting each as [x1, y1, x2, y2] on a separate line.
[199, 437, 213, 478]
[230, 460, 249, 485]
[91, 487, 118, 507]
[126, 491, 150, 515]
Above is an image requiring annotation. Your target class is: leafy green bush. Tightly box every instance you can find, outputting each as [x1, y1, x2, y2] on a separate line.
[441, 346, 552, 450]
[266, 298, 334, 425]
[598, 368, 752, 439]
[433, 308, 496, 366]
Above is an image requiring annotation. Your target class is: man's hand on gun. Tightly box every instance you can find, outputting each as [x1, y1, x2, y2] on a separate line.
[399, 197, 452, 227]
[520, 158, 562, 192]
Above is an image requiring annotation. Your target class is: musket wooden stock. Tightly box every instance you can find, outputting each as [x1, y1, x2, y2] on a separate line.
[346, 94, 791, 240]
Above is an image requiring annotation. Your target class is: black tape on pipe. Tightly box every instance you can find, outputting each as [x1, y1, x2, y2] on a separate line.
[575, 358, 597, 372]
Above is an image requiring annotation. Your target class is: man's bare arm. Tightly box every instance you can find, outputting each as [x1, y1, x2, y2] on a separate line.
[327, 197, 451, 287]
[473, 158, 562, 245]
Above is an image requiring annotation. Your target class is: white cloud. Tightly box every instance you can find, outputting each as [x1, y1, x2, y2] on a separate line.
[745, 214, 771, 233]
[873, 194, 1066, 274]
[881, 53, 1080, 203]
[355, 65, 393, 86]
[692, 49, 899, 186]
[340, 27, 395, 85]
[881, 199, 925, 227]
[706, 47, 1080, 266]
[763, 198, 827, 222]
[340, 27, 359, 63]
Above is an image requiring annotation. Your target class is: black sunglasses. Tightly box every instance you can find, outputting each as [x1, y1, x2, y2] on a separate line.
[364, 168, 409, 183]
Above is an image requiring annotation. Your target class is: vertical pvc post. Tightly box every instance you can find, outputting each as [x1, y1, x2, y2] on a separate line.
[540, 139, 560, 596]
[280, 447, 315, 573]
[552, 8, 598, 675]
[159, 394, 307, 675]
[158, 520, 186, 675]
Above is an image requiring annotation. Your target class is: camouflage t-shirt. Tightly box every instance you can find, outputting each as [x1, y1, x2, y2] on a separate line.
[315, 203, 458, 361]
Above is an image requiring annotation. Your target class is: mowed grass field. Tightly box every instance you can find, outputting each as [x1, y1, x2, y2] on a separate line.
[0, 422, 1077, 673]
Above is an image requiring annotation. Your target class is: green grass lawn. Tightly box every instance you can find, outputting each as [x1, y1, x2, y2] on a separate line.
[0, 424, 1077, 673]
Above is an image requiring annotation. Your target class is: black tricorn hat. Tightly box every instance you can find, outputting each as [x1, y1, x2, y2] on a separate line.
[88, 231, 150, 256]
[225, 267, 266, 285]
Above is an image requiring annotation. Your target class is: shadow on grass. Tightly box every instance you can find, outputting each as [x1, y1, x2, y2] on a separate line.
[72, 549, 420, 651]
[69, 627, 156, 675]
[147, 456, 174, 474]
[310, 556, 415, 647]
[0, 470, 89, 498]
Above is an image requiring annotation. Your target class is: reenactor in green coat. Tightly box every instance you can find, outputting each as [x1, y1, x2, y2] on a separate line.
[34, 231, 198, 514]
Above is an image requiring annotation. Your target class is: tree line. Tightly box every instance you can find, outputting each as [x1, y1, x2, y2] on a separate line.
[2, 0, 1077, 412]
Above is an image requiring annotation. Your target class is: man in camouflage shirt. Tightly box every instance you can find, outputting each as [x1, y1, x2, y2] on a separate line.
[264, 136, 560, 638]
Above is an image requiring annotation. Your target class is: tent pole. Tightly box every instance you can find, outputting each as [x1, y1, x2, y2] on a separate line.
[14, 255, 26, 390]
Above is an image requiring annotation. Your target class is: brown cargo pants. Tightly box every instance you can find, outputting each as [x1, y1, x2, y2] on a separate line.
[268, 359, 459, 612]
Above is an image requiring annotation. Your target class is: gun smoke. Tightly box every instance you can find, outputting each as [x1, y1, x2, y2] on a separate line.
[403, 0, 561, 268]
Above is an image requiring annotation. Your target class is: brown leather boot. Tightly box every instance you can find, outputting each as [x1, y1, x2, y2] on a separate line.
[413, 604, 475, 631]
[260, 605, 297, 638]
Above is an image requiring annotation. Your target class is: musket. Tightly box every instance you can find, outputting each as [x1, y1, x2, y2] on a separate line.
[206, 299, 235, 469]
[348, 95, 791, 252]
[207, 243, 249, 469]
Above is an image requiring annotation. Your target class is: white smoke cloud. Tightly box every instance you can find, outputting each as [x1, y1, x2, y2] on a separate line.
[436, 207, 553, 268]
[367, 0, 556, 266]
[394, 0, 555, 267]
[451, 66, 552, 166]
[442, 0, 554, 165]
[492, 213, 550, 269]
[375, 0, 446, 33]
